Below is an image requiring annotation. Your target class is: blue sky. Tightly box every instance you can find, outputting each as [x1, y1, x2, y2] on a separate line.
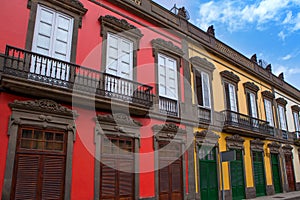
[154, 0, 300, 90]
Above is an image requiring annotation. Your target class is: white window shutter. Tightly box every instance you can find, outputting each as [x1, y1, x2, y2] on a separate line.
[264, 99, 274, 127]
[249, 93, 258, 118]
[294, 112, 300, 132]
[52, 13, 73, 61]
[158, 55, 166, 96]
[278, 106, 287, 130]
[32, 5, 56, 56]
[228, 83, 237, 112]
[201, 72, 211, 108]
[166, 58, 177, 99]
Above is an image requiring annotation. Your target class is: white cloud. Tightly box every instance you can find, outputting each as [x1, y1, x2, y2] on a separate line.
[273, 65, 300, 76]
[278, 31, 287, 40]
[283, 11, 293, 23]
[196, 0, 300, 33]
[282, 54, 292, 60]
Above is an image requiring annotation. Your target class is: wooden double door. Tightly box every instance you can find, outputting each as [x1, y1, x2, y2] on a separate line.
[285, 155, 296, 192]
[271, 154, 282, 194]
[230, 149, 245, 200]
[11, 127, 67, 200]
[252, 151, 266, 197]
[158, 142, 183, 200]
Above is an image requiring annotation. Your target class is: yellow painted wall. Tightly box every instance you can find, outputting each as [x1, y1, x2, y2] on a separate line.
[264, 141, 273, 186]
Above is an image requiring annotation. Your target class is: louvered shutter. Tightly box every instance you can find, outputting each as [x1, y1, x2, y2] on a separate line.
[158, 54, 167, 96]
[249, 93, 257, 118]
[201, 72, 211, 108]
[13, 155, 40, 200]
[41, 156, 66, 199]
[101, 160, 117, 199]
[278, 106, 287, 130]
[119, 159, 134, 198]
[293, 112, 300, 132]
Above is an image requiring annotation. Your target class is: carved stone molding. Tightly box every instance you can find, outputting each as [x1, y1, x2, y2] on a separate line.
[276, 97, 287, 106]
[96, 113, 142, 127]
[194, 130, 219, 146]
[250, 138, 264, 151]
[28, 0, 87, 15]
[9, 99, 76, 117]
[190, 56, 215, 72]
[243, 82, 259, 93]
[292, 105, 300, 112]
[220, 70, 240, 84]
[268, 142, 281, 154]
[261, 91, 275, 100]
[282, 144, 293, 155]
[152, 123, 186, 142]
[99, 15, 143, 38]
[225, 134, 244, 149]
[151, 38, 184, 57]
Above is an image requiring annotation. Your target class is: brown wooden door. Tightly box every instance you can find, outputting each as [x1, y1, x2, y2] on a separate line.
[11, 128, 67, 200]
[285, 155, 296, 191]
[159, 142, 183, 200]
[100, 137, 134, 200]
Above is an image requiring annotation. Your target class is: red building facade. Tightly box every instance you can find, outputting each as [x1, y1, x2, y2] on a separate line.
[0, 0, 194, 199]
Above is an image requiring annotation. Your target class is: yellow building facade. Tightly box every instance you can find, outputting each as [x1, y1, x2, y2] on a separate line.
[187, 30, 300, 200]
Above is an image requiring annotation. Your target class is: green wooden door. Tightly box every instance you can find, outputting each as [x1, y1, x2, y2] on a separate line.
[230, 149, 245, 200]
[271, 154, 282, 194]
[199, 146, 218, 200]
[252, 151, 266, 197]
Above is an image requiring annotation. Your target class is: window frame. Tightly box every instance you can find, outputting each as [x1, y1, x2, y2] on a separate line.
[99, 15, 143, 81]
[262, 91, 275, 127]
[26, 0, 87, 63]
[243, 82, 260, 119]
[2, 99, 77, 200]
[220, 70, 240, 112]
[276, 98, 288, 131]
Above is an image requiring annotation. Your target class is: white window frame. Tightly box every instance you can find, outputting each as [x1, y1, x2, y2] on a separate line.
[32, 4, 74, 61]
[228, 83, 237, 112]
[105, 32, 134, 80]
[278, 105, 287, 131]
[264, 99, 274, 127]
[293, 112, 300, 137]
[200, 72, 211, 109]
[158, 53, 178, 100]
[249, 92, 258, 118]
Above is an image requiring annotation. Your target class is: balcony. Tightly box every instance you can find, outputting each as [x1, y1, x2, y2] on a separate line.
[159, 96, 178, 117]
[1, 45, 153, 110]
[198, 106, 211, 124]
[219, 110, 273, 138]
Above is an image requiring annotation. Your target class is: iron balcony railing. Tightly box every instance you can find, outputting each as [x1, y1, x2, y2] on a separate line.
[3, 45, 153, 107]
[198, 106, 211, 124]
[159, 96, 178, 117]
[220, 110, 273, 135]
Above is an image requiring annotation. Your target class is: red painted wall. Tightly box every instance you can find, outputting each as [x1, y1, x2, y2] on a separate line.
[0, 0, 188, 199]
[0, 0, 29, 53]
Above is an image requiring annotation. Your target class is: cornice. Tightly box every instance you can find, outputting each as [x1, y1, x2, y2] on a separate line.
[250, 138, 264, 151]
[195, 130, 219, 146]
[152, 123, 186, 134]
[28, 0, 87, 15]
[243, 82, 259, 93]
[282, 144, 293, 155]
[99, 15, 143, 38]
[9, 99, 76, 117]
[292, 105, 300, 112]
[225, 134, 244, 149]
[276, 97, 288, 106]
[96, 113, 142, 127]
[190, 56, 215, 72]
[261, 91, 275, 100]
[151, 38, 183, 57]
[220, 70, 240, 84]
[267, 142, 281, 154]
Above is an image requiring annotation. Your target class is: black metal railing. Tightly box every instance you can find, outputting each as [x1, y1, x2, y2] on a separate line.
[3, 45, 153, 107]
[221, 110, 273, 135]
[159, 96, 178, 116]
[282, 130, 288, 139]
[198, 106, 211, 124]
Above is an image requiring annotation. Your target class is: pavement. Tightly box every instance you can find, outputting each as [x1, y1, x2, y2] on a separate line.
[247, 191, 300, 200]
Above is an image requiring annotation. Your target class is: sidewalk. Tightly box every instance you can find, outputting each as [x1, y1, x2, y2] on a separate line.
[248, 191, 300, 200]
